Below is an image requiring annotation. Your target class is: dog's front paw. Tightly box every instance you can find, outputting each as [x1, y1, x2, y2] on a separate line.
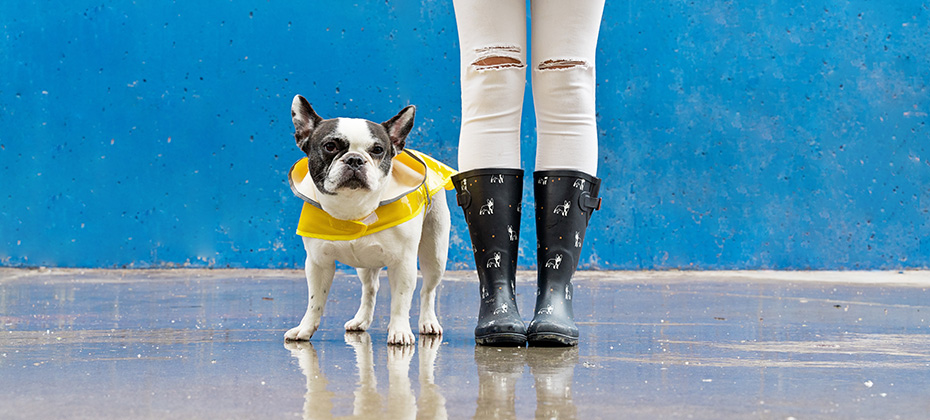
[284, 322, 319, 341]
[418, 318, 443, 336]
[344, 316, 372, 332]
[387, 324, 416, 346]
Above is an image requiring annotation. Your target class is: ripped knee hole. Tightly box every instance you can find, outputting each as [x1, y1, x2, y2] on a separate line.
[473, 56, 524, 69]
[537, 59, 588, 70]
[472, 46, 525, 70]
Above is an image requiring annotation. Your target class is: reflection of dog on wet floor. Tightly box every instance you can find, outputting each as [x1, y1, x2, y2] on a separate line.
[284, 333, 447, 420]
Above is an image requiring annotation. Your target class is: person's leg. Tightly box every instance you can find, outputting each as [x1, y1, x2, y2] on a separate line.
[452, 0, 529, 346]
[454, 0, 527, 172]
[531, 0, 604, 176]
[527, 0, 605, 346]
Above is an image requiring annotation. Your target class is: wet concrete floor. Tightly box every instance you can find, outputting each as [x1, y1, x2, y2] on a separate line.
[1, 268, 929, 419]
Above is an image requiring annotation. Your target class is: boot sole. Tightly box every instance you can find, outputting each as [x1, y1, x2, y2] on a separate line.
[527, 332, 578, 347]
[475, 332, 527, 347]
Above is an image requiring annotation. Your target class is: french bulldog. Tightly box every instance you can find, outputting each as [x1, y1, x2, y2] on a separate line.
[284, 95, 451, 345]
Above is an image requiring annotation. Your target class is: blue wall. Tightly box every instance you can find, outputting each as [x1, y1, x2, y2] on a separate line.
[1, 1, 928, 269]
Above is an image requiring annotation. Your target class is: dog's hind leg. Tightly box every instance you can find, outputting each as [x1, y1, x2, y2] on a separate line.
[416, 192, 450, 336]
[345, 267, 381, 332]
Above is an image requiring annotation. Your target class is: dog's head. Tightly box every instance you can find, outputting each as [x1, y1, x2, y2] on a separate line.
[291, 95, 415, 219]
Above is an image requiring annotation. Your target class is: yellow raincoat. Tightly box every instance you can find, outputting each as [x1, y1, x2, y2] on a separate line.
[288, 149, 456, 241]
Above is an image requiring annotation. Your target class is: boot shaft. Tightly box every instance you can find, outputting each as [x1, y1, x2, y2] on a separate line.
[533, 171, 601, 278]
[453, 168, 524, 277]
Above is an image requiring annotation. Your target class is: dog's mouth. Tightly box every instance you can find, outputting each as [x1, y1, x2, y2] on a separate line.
[333, 169, 370, 190]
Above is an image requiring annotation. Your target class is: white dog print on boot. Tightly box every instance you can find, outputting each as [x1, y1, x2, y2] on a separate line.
[507, 225, 517, 241]
[553, 200, 571, 217]
[486, 252, 501, 268]
[480, 198, 494, 215]
[545, 254, 563, 270]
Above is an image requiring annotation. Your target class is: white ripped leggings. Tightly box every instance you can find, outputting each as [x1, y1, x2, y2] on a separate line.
[454, 0, 605, 176]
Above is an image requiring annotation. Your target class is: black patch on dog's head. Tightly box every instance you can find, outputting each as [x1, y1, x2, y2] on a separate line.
[304, 119, 344, 195]
[364, 120, 397, 178]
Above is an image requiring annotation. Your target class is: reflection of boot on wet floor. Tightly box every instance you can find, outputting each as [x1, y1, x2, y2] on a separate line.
[473, 346, 526, 419]
[528, 347, 579, 420]
[284, 340, 336, 420]
[418, 335, 448, 420]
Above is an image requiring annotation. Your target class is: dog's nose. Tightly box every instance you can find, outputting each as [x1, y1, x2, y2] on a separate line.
[344, 155, 364, 170]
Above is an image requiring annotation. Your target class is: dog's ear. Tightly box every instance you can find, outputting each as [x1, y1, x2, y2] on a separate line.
[381, 105, 416, 153]
[291, 95, 323, 153]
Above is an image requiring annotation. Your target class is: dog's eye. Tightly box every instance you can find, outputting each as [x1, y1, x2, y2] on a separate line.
[371, 145, 384, 155]
[323, 142, 338, 153]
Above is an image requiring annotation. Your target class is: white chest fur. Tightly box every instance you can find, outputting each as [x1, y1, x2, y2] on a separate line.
[301, 211, 425, 269]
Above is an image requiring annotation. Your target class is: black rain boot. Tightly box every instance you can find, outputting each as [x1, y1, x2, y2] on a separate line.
[528, 171, 601, 346]
[453, 168, 527, 346]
